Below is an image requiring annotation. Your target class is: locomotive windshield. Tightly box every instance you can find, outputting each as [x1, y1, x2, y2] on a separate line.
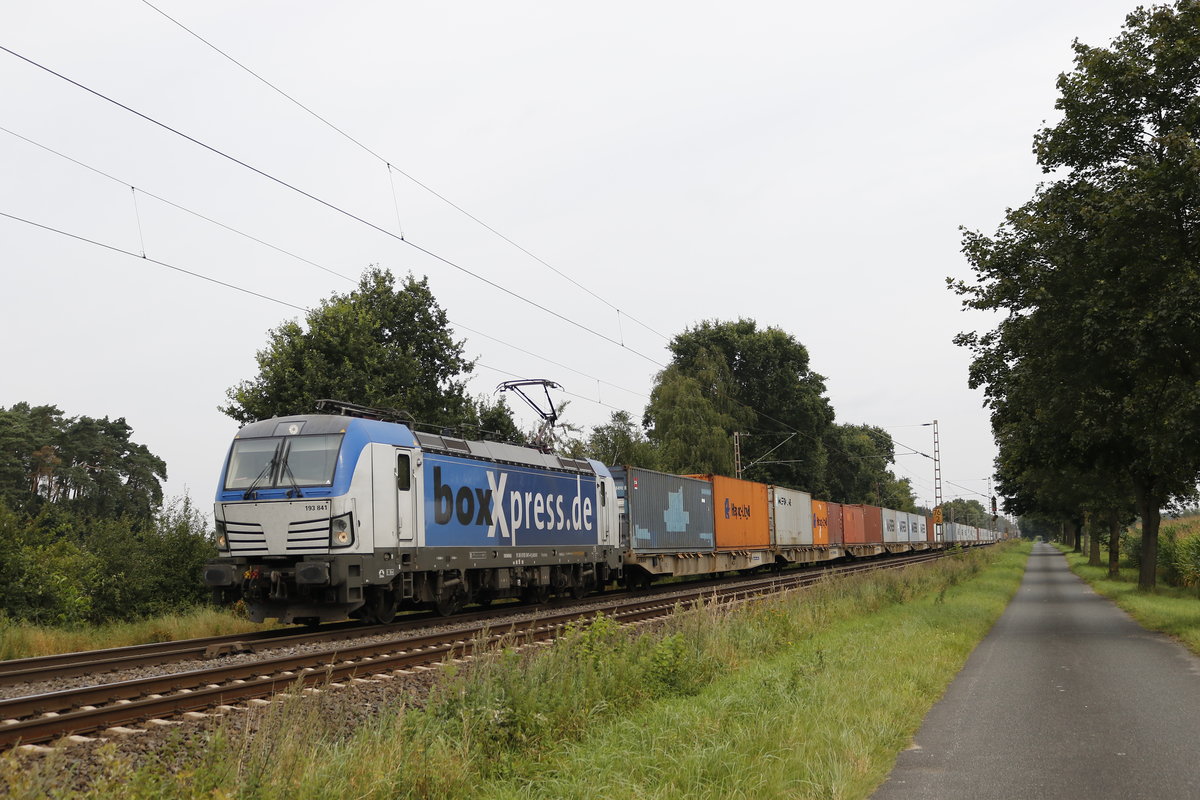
[224, 434, 344, 491]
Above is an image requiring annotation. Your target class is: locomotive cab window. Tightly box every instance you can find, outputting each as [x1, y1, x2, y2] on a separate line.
[224, 434, 344, 490]
[396, 453, 411, 491]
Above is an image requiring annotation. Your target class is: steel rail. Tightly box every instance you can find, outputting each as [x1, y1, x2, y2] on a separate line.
[0, 548, 953, 686]
[0, 548, 968, 748]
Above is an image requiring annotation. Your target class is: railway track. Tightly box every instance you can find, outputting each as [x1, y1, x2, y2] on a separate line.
[1, 548, 958, 749]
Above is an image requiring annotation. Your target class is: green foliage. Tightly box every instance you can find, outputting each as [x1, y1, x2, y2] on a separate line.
[941, 498, 991, 528]
[0, 496, 215, 626]
[1120, 520, 1200, 592]
[645, 346, 750, 475]
[472, 395, 526, 444]
[222, 268, 484, 431]
[823, 423, 915, 508]
[643, 320, 913, 507]
[667, 320, 833, 491]
[0, 402, 166, 520]
[582, 410, 659, 468]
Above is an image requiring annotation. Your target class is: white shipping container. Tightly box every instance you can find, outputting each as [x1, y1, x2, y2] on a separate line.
[882, 508, 901, 543]
[904, 512, 923, 543]
[769, 486, 813, 546]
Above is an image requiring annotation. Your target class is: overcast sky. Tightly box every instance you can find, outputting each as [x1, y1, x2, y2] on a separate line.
[0, 1, 1140, 515]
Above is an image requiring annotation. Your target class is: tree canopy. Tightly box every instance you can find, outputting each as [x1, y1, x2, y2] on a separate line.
[222, 267, 518, 438]
[0, 402, 166, 520]
[584, 411, 660, 469]
[642, 319, 914, 508]
[823, 423, 916, 510]
[954, 0, 1200, 587]
[646, 319, 834, 490]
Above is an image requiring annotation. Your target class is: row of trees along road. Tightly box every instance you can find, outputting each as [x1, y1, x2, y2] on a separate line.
[954, 0, 1200, 588]
[222, 269, 920, 511]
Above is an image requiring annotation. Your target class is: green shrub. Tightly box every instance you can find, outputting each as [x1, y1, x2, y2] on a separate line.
[0, 495, 216, 627]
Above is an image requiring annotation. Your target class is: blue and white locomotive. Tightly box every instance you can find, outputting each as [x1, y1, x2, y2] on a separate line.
[203, 406, 621, 623]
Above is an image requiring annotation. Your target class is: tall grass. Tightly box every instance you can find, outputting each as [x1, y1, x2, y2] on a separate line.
[0, 608, 272, 661]
[1, 543, 1028, 800]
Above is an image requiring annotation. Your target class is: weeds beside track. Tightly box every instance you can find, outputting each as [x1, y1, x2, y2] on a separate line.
[0, 544, 1026, 799]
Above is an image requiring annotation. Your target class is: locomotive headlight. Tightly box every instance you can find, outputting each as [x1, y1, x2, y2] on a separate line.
[215, 521, 228, 551]
[330, 512, 354, 548]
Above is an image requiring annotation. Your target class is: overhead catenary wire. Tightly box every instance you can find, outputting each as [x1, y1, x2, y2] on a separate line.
[0, 43, 668, 370]
[1, 210, 308, 312]
[138, 0, 670, 344]
[0, 207, 646, 424]
[0, 123, 358, 284]
[0, 123, 653, 406]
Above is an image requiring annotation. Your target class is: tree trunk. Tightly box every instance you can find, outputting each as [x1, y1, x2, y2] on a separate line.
[1108, 511, 1121, 579]
[1136, 489, 1160, 591]
[1064, 518, 1078, 552]
[1088, 513, 1101, 566]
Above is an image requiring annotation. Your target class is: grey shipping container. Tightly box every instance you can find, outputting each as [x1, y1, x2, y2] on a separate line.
[769, 485, 813, 546]
[611, 466, 715, 552]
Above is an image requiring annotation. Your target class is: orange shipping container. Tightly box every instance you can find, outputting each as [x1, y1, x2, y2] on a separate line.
[926, 515, 936, 543]
[842, 504, 866, 544]
[685, 474, 770, 549]
[811, 499, 830, 546]
[863, 504, 884, 544]
[827, 501, 845, 545]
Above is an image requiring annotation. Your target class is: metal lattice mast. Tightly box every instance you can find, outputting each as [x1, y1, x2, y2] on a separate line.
[734, 432, 744, 479]
[933, 419, 943, 536]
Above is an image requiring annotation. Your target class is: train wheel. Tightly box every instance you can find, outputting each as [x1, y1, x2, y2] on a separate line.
[435, 584, 465, 616]
[623, 568, 651, 591]
[523, 584, 550, 604]
[366, 587, 398, 625]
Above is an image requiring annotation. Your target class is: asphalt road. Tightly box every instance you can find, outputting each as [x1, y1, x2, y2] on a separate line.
[872, 541, 1200, 799]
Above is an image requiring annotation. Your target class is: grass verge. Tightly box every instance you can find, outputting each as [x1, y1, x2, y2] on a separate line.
[0, 608, 273, 661]
[1056, 546, 1200, 655]
[1, 543, 1029, 800]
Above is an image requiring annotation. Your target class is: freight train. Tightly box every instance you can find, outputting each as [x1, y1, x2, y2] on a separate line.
[203, 406, 998, 624]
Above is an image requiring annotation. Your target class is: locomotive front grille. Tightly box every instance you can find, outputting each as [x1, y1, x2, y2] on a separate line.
[287, 517, 331, 553]
[225, 521, 268, 555]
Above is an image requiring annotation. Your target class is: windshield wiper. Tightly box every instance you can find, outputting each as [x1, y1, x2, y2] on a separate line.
[281, 450, 304, 499]
[243, 440, 283, 500]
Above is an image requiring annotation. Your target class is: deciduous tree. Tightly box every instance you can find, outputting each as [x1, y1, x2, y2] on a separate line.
[647, 320, 832, 491]
[222, 268, 479, 430]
